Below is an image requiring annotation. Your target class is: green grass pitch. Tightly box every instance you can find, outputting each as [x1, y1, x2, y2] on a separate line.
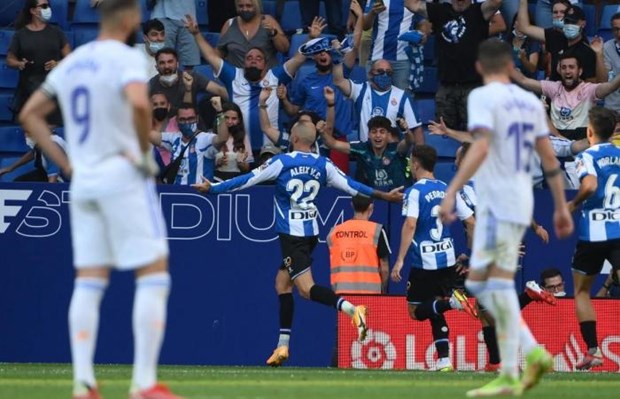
[1, 364, 619, 399]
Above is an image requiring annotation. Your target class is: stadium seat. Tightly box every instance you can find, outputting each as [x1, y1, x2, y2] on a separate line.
[0, 156, 35, 182]
[0, 1, 21, 27]
[416, 66, 438, 95]
[280, 1, 303, 34]
[0, 93, 13, 123]
[601, 5, 620, 30]
[73, 0, 101, 24]
[0, 60, 18, 90]
[288, 33, 336, 58]
[49, 0, 70, 30]
[424, 129, 461, 158]
[597, 29, 613, 42]
[0, 29, 15, 56]
[348, 65, 366, 83]
[263, 1, 277, 18]
[0, 125, 28, 153]
[193, 64, 216, 82]
[582, 4, 597, 38]
[203, 32, 219, 49]
[196, 0, 208, 29]
[342, 0, 351, 27]
[416, 98, 435, 125]
[422, 35, 435, 65]
[434, 159, 456, 184]
[72, 26, 99, 48]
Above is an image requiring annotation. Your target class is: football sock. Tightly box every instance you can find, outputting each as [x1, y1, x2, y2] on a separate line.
[579, 321, 598, 352]
[482, 278, 520, 379]
[277, 293, 294, 347]
[131, 272, 170, 391]
[482, 325, 501, 365]
[430, 315, 450, 359]
[69, 277, 107, 392]
[518, 291, 533, 309]
[336, 297, 356, 316]
[309, 285, 340, 308]
[413, 299, 451, 321]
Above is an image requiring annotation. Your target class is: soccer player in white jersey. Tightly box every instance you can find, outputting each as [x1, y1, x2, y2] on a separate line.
[568, 106, 620, 370]
[19, 1, 181, 399]
[193, 120, 403, 367]
[439, 38, 573, 397]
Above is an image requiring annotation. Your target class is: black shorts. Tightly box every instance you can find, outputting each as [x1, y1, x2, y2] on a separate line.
[406, 267, 456, 304]
[278, 234, 318, 280]
[572, 239, 620, 276]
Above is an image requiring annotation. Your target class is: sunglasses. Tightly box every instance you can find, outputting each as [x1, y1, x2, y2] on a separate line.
[372, 69, 393, 76]
[35, 3, 50, 9]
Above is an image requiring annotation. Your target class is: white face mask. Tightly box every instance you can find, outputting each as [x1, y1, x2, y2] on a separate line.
[25, 137, 35, 149]
[553, 291, 567, 297]
[148, 41, 165, 54]
[159, 72, 178, 86]
[40, 7, 52, 22]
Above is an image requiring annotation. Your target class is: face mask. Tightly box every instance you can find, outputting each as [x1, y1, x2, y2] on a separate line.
[159, 72, 178, 86]
[372, 73, 392, 91]
[39, 7, 52, 22]
[153, 107, 168, 122]
[179, 122, 197, 137]
[553, 291, 567, 297]
[244, 66, 262, 81]
[552, 18, 564, 29]
[512, 29, 527, 40]
[563, 24, 581, 40]
[315, 62, 332, 73]
[148, 41, 165, 53]
[238, 10, 256, 22]
[25, 137, 35, 149]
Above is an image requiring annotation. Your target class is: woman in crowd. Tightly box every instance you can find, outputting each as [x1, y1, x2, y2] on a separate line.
[214, 102, 252, 180]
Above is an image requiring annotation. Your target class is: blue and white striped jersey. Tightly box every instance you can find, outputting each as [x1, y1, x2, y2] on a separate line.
[215, 60, 292, 151]
[575, 143, 620, 242]
[161, 131, 215, 185]
[210, 151, 375, 236]
[365, 0, 414, 61]
[402, 179, 473, 270]
[459, 180, 477, 215]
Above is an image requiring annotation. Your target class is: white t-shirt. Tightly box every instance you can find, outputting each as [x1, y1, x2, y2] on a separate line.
[135, 43, 159, 79]
[467, 82, 549, 225]
[43, 40, 149, 200]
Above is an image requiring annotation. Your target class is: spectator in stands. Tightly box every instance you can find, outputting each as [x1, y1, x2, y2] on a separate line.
[136, 18, 166, 78]
[150, 0, 201, 69]
[517, 1, 605, 82]
[540, 267, 567, 297]
[214, 101, 253, 179]
[596, 268, 620, 298]
[258, 142, 281, 165]
[603, 12, 620, 114]
[535, 0, 572, 29]
[333, 58, 423, 143]
[511, 53, 620, 140]
[186, 14, 321, 153]
[149, 48, 227, 113]
[151, 103, 228, 185]
[207, 0, 237, 33]
[510, 12, 541, 78]
[0, 129, 67, 182]
[151, 91, 174, 166]
[404, 0, 502, 132]
[217, 0, 290, 69]
[363, 0, 415, 91]
[300, 0, 345, 39]
[7, 0, 71, 125]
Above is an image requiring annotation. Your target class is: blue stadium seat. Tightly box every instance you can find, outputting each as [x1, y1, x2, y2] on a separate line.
[288, 33, 336, 58]
[73, 0, 101, 24]
[416, 98, 435, 125]
[0, 29, 15, 56]
[423, 35, 435, 64]
[424, 129, 461, 157]
[263, 1, 277, 18]
[280, 1, 303, 33]
[434, 160, 456, 184]
[348, 65, 366, 83]
[416, 66, 437, 95]
[0, 60, 18, 90]
[72, 26, 99, 48]
[601, 5, 620, 30]
[0, 125, 28, 153]
[49, 0, 70, 30]
[0, 92, 13, 123]
[196, 0, 208, 28]
[203, 32, 219, 49]
[582, 4, 597, 38]
[0, 1, 21, 27]
[342, 0, 351, 26]
[598, 29, 613, 42]
[193, 64, 216, 82]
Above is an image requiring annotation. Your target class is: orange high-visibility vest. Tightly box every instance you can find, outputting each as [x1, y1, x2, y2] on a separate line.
[327, 219, 383, 294]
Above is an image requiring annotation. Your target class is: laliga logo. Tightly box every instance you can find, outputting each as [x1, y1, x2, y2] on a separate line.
[351, 329, 397, 369]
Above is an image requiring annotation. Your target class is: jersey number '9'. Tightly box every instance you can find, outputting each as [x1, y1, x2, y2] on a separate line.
[71, 86, 90, 144]
[508, 122, 534, 172]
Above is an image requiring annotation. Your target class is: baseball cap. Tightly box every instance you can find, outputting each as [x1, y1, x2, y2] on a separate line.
[260, 143, 281, 157]
[564, 6, 586, 24]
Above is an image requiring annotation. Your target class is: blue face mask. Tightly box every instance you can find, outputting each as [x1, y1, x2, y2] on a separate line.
[562, 24, 581, 40]
[552, 18, 564, 29]
[372, 73, 392, 91]
[179, 122, 196, 137]
[148, 41, 165, 53]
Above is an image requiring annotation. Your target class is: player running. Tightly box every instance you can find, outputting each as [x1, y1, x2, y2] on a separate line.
[193, 119, 403, 367]
[439, 38, 573, 397]
[568, 106, 620, 370]
[19, 1, 181, 399]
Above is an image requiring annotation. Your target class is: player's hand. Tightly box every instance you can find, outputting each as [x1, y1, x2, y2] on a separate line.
[428, 117, 448, 135]
[192, 175, 213, 193]
[455, 253, 470, 276]
[384, 186, 404, 203]
[182, 71, 194, 92]
[276, 84, 287, 100]
[323, 86, 335, 104]
[260, 87, 272, 103]
[308, 16, 327, 39]
[184, 14, 200, 35]
[370, 0, 387, 15]
[391, 259, 404, 282]
[534, 224, 550, 244]
[439, 192, 457, 224]
[130, 150, 159, 177]
[553, 206, 574, 239]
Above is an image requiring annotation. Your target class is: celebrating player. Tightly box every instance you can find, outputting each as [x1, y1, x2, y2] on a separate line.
[568, 106, 620, 370]
[19, 1, 181, 399]
[440, 38, 573, 397]
[193, 119, 403, 367]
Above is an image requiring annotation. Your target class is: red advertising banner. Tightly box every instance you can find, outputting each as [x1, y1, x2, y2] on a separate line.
[338, 296, 620, 372]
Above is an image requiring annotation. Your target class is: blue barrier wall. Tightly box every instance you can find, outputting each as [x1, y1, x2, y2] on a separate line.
[0, 183, 593, 366]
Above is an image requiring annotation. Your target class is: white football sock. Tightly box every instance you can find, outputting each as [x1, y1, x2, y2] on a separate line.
[277, 333, 291, 348]
[131, 272, 171, 391]
[69, 277, 107, 392]
[338, 299, 356, 317]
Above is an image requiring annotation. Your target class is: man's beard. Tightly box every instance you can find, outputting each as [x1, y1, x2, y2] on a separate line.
[563, 78, 580, 91]
[315, 61, 332, 73]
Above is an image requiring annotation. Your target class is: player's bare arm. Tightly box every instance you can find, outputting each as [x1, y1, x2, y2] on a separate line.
[568, 175, 597, 213]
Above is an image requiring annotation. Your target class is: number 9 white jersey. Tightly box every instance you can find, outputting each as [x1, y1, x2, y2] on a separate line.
[41, 40, 149, 200]
[467, 82, 549, 226]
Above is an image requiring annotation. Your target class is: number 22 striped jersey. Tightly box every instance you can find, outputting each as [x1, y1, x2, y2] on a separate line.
[210, 151, 375, 236]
